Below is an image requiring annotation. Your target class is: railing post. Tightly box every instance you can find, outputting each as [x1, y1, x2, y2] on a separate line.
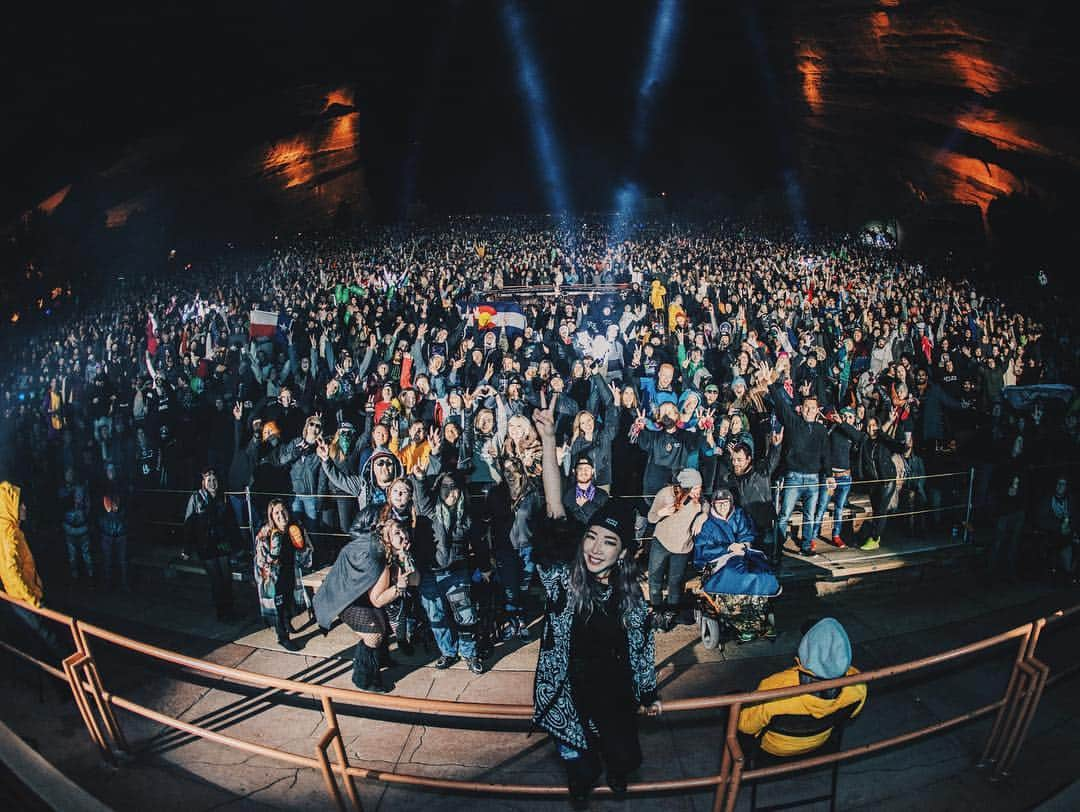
[978, 624, 1032, 770]
[724, 702, 745, 812]
[962, 467, 975, 543]
[62, 652, 112, 762]
[315, 695, 362, 811]
[245, 486, 257, 548]
[713, 702, 742, 812]
[996, 619, 1049, 778]
[72, 620, 129, 755]
[773, 481, 783, 559]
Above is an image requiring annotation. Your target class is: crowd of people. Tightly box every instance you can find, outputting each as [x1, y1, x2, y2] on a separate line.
[2, 215, 1079, 804]
[3, 217, 1079, 612]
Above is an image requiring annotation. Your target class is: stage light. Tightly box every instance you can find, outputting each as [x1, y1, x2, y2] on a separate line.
[783, 169, 809, 239]
[500, 0, 571, 217]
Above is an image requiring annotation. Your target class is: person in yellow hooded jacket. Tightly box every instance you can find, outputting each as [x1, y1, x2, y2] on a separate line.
[0, 481, 42, 607]
[738, 617, 866, 757]
[649, 279, 666, 314]
[1, 481, 63, 664]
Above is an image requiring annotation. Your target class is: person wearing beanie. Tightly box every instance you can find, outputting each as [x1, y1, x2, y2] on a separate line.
[738, 617, 866, 757]
[758, 358, 829, 557]
[533, 395, 662, 809]
[646, 467, 707, 630]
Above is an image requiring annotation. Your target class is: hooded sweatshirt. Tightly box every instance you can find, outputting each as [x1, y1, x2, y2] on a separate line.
[0, 483, 44, 607]
[738, 618, 866, 756]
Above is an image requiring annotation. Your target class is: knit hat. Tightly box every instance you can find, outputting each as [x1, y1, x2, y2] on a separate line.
[732, 376, 747, 390]
[797, 618, 853, 680]
[676, 468, 702, 489]
[711, 488, 734, 503]
[587, 500, 636, 552]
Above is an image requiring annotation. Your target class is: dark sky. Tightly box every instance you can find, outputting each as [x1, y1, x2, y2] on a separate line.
[5, 1, 1078, 229]
[3, 1, 794, 220]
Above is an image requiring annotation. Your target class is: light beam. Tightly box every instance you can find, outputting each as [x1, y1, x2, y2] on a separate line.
[500, 0, 571, 216]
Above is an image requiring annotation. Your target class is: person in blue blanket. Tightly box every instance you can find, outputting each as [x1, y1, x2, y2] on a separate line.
[693, 488, 779, 642]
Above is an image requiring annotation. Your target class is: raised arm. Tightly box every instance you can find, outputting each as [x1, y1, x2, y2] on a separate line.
[536, 394, 566, 520]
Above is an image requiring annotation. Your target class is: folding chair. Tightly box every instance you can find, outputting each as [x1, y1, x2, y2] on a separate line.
[746, 702, 858, 812]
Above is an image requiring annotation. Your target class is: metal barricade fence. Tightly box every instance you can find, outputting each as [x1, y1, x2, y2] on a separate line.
[1, 590, 1077, 811]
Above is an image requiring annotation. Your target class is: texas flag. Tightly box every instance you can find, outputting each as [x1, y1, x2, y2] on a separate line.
[475, 302, 527, 336]
[249, 308, 279, 340]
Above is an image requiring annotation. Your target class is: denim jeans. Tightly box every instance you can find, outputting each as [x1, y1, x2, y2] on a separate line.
[418, 569, 477, 658]
[778, 472, 820, 551]
[291, 495, 318, 526]
[647, 542, 689, 609]
[811, 474, 852, 540]
[100, 533, 128, 588]
[7, 604, 65, 666]
[495, 544, 535, 617]
[65, 532, 93, 578]
[991, 511, 1025, 574]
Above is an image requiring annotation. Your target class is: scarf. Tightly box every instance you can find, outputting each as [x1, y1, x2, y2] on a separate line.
[575, 482, 597, 504]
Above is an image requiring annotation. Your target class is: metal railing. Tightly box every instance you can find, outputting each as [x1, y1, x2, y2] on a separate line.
[1, 590, 1077, 811]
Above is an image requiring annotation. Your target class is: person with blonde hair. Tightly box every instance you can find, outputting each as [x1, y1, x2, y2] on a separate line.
[563, 375, 619, 492]
[254, 498, 313, 650]
[315, 516, 417, 692]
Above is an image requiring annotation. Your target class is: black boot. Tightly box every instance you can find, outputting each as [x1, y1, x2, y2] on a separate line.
[565, 754, 601, 810]
[351, 643, 388, 693]
[649, 604, 665, 632]
[276, 614, 301, 651]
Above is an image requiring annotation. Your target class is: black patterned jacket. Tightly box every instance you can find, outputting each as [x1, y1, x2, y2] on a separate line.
[532, 558, 658, 750]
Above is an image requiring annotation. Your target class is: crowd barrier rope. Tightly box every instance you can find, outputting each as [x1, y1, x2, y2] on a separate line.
[134, 468, 978, 552]
[1, 590, 1077, 811]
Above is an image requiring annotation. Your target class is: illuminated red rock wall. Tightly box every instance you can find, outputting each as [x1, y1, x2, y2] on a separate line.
[15, 85, 371, 234]
[789, 0, 1078, 229]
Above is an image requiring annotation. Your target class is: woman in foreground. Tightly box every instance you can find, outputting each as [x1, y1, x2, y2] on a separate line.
[532, 395, 662, 809]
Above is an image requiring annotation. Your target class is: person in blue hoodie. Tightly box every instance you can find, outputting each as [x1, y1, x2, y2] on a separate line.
[693, 489, 779, 642]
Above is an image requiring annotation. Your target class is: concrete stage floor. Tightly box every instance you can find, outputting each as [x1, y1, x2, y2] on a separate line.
[2, 538, 1079, 811]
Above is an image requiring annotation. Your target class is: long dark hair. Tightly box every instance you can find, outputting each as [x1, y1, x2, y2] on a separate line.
[566, 535, 644, 629]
